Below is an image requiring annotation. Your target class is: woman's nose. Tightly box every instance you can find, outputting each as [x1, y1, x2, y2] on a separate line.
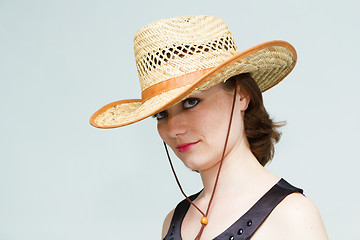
[167, 112, 187, 138]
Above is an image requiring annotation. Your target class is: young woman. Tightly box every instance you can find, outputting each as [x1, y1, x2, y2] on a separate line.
[90, 16, 328, 240]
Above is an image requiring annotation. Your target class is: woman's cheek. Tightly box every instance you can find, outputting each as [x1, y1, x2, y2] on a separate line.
[157, 123, 167, 142]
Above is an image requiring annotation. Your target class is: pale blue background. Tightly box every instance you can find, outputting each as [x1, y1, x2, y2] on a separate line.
[1, 0, 359, 239]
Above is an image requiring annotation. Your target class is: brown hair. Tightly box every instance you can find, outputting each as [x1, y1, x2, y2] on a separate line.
[222, 73, 285, 166]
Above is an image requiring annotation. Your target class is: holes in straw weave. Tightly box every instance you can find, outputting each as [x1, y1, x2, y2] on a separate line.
[137, 36, 237, 77]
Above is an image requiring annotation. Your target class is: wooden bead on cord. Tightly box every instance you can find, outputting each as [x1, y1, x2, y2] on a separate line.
[201, 217, 208, 225]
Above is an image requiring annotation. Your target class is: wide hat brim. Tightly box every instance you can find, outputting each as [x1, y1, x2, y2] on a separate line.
[90, 40, 297, 129]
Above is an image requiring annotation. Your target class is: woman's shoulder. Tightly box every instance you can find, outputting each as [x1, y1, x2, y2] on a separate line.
[162, 208, 175, 239]
[161, 190, 201, 239]
[253, 192, 328, 239]
[275, 193, 323, 224]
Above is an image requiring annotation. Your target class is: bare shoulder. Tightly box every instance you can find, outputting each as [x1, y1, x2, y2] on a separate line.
[255, 192, 328, 240]
[162, 208, 175, 239]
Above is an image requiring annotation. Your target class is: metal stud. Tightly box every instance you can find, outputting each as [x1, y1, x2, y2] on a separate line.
[247, 220, 252, 226]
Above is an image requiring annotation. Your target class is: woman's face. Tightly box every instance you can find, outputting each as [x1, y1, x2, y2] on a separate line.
[156, 83, 249, 172]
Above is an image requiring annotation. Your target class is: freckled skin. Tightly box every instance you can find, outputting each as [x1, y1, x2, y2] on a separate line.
[157, 84, 247, 172]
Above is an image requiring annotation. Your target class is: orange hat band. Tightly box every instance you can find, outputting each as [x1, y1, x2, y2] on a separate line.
[141, 67, 215, 101]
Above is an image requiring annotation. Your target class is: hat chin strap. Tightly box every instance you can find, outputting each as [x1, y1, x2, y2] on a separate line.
[163, 85, 238, 240]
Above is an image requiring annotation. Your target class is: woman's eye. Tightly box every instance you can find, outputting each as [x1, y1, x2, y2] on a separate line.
[153, 110, 168, 120]
[183, 98, 200, 109]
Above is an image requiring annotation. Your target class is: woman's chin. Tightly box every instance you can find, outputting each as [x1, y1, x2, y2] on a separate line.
[181, 158, 219, 173]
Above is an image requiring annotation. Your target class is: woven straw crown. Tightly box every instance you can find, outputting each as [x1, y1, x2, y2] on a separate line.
[134, 16, 238, 93]
[90, 16, 297, 128]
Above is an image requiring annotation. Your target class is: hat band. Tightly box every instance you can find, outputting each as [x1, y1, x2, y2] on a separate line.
[141, 67, 215, 101]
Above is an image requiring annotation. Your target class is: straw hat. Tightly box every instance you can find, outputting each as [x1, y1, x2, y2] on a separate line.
[90, 15, 297, 129]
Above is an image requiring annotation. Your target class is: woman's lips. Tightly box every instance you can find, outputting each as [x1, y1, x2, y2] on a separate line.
[176, 141, 199, 153]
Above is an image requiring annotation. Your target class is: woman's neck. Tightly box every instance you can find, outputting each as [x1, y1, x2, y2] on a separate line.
[198, 139, 274, 200]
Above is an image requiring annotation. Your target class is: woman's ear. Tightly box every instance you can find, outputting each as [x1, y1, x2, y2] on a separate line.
[239, 95, 250, 111]
[237, 85, 250, 111]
